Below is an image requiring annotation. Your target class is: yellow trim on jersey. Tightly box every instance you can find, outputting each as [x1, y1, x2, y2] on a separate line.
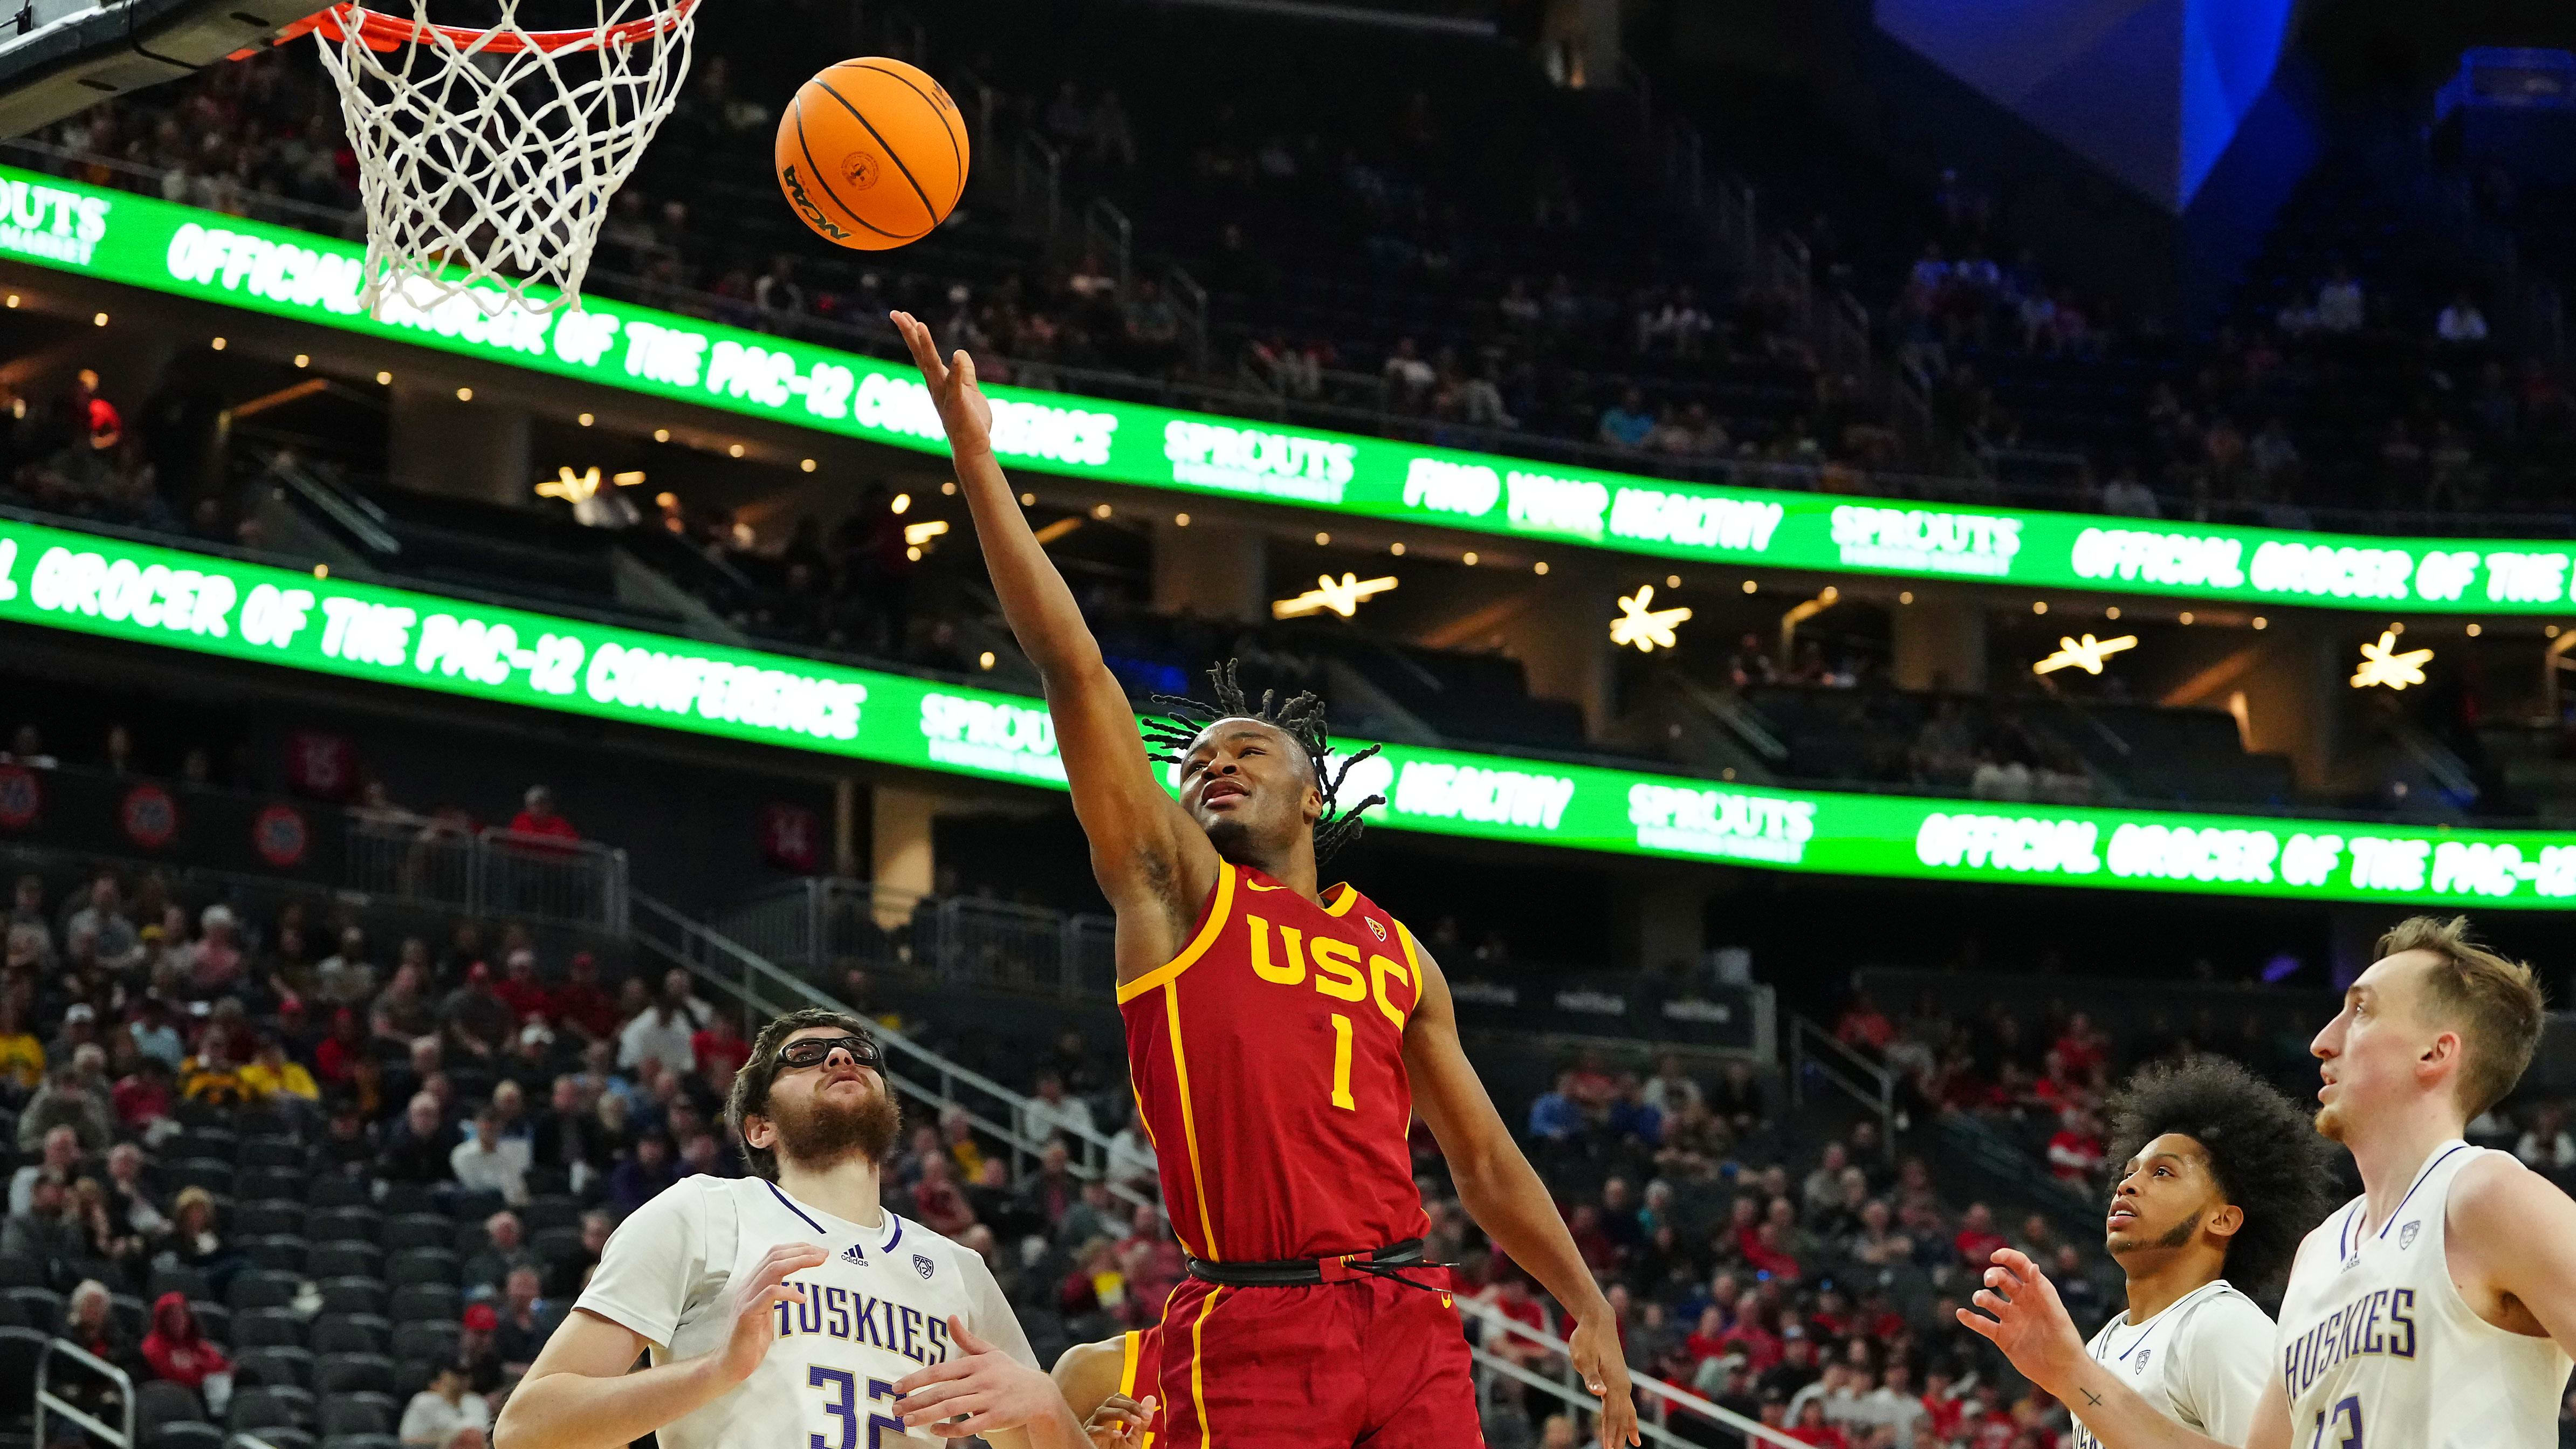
[1189, 1287, 1226, 1449]
[1117, 863, 1239, 1004]
[1322, 881, 1359, 916]
[1393, 919, 1426, 1019]
[1165, 986, 1221, 1260]
[1119, 1330, 1142, 1397]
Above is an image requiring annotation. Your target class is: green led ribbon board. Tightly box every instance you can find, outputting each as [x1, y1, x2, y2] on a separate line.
[1, 167, 2574, 615]
[4, 514, 2572, 908]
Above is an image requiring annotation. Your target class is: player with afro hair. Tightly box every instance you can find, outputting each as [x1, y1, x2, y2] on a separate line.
[2101, 1055, 2334, 1294]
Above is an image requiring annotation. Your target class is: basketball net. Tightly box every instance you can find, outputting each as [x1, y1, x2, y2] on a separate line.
[285, 0, 696, 316]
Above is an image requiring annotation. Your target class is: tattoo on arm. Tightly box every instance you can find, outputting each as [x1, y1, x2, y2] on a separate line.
[2082, 1390, 2101, 1407]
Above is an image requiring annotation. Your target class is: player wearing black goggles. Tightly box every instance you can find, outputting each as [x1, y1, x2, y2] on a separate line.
[773, 1034, 883, 1070]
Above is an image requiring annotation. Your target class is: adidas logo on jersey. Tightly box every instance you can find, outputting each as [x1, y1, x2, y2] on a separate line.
[841, 1244, 867, 1266]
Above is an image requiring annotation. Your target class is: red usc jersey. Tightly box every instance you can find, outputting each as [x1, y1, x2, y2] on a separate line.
[1117, 1326, 1162, 1447]
[1117, 861, 1431, 1263]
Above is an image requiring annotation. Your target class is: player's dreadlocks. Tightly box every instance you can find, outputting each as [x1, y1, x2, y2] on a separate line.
[2103, 1055, 2334, 1291]
[1139, 660, 1384, 863]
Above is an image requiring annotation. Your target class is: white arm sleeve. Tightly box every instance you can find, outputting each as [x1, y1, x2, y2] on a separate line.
[2175, 1294, 2278, 1444]
[573, 1180, 714, 1350]
[960, 1250, 1039, 1370]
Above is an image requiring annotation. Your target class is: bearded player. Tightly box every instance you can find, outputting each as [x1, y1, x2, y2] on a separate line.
[1960, 916, 2575, 1448]
[2070, 1058, 2330, 1449]
[886, 310, 1638, 1449]
[497, 1010, 1089, 1449]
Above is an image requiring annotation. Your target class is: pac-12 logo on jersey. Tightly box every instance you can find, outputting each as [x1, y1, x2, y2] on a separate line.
[913, 1254, 936, 1279]
[2398, 1221, 2420, 1250]
[1365, 916, 1387, 942]
[2132, 1349, 2151, 1374]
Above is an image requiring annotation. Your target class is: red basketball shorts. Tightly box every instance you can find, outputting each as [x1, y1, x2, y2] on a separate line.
[1151, 1270, 1485, 1449]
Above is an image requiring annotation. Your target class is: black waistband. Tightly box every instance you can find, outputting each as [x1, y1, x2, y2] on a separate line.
[1184, 1239, 1444, 1288]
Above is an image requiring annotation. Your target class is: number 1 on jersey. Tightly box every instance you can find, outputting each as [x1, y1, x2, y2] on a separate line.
[1328, 1013, 1355, 1110]
[2311, 1395, 2361, 1449]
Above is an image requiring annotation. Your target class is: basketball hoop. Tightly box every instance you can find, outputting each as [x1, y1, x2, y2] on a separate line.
[288, 0, 696, 315]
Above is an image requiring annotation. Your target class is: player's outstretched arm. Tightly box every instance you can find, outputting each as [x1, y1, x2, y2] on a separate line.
[1957, 1249, 2289, 1449]
[890, 311, 1215, 949]
[1048, 1338, 1157, 1449]
[496, 1242, 827, 1449]
[1400, 942, 1638, 1449]
[2449, 1153, 2576, 1357]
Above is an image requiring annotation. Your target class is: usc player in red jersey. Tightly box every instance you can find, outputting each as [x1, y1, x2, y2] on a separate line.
[887, 311, 1638, 1449]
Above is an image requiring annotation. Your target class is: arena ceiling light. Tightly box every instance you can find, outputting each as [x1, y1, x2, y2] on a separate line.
[2352, 629, 2433, 690]
[1273, 572, 1397, 620]
[1610, 583, 1691, 651]
[2032, 633, 2137, 676]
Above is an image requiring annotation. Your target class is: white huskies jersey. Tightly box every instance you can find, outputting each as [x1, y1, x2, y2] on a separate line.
[2071, 1280, 2275, 1449]
[2276, 1141, 2572, 1448]
[574, 1175, 1036, 1449]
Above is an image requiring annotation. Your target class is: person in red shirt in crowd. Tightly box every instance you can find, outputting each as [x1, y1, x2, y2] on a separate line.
[1567, 1203, 1619, 1273]
[112, 1056, 173, 1132]
[1719, 1291, 1782, 1371]
[67, 369, 120, 450]
[549, 951, 618, 1043]
[1478, 1270, 1553, 1371]
[689, 1012, 751, 1080]
[506, 785, 580, 853]
[1785, 1398, 1849, 1448]
[1744, 1221, 1802, 1281]
[1832, 992, 1895, 1056]
[2051, 1010, 2108, 1076]
[1952, 1201, 2007, 1268]
[1963, 1379, 2018, 1448]
[1919, 1363, 1967, 1444]
[1563, 1049, 1617, 1112]
[313, 1007, 369, 1087]
[139, 1292, 230, 1397]
[492, 947, 555, 1025]
[2044, 1104, 2105, 1184]
[1681, 1305, 1731, 1366]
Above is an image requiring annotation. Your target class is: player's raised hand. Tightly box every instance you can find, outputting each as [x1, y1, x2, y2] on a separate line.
[890, 311, 993, 457]
[891, 1315, 1071, 1438]
[1955, 1248, 2087, 1393]
[713, 1241, 827, 1384]
[1080, 1393, 1157, 1449]
[1567, 1314, 1640, 1448]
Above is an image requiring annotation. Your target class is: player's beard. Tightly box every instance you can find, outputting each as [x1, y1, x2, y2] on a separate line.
[769, 1078, 902, 1169]
[2314, 1099, 2348, 1142]
[2155, 1210, 2201, 1251]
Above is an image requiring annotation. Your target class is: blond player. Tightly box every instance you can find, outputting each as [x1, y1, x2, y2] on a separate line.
[1961, 916, 2576, 1448]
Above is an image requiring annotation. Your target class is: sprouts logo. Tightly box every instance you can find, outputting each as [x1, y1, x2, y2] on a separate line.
[1830, 506, 2021, 578]
[1628, 784, 1813, 863]
[1162, 421, 1355, 503]
[918, 693, 1064, 781]
[0, 178, 108, 266]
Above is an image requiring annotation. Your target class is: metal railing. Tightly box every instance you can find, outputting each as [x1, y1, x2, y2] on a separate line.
[36, 1335, 136, 1449]
[1787, 1014, 1897, 1159]
[711, 876, 1115, 999]
[1010, 131, 1064, 238]
[1455, 1298, 1801, 1448]
[633, 892, 1145, 1193]
[344, 815, 629, 931]
[1083, 197, 1133, 293]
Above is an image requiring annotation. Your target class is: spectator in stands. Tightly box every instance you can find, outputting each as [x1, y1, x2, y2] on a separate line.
[457, 1301, 504, 1391]
[507, 785, 580, 847]
[1711, 1060, 1767, 1132]
[911, 1151, 974, 1238]
[464, 1210, 536, 1296]
[19, 1060, 110, 1150]
[551, 951, 617, 1045]
[57, 1280, 139, 1419]
[443, 963, 518, 1061]
[9, 1122, 79, 1214]
[401, 1362, 491, 1447]
[3, 1174, 80, 1280]
[2517, 1102, 2576, 1176]
[181, 904, 244, 997]
[1951, 1201, 2005, 1269]
[449, 1106, 533, 1205]
[1021, 1070, 1096, 1143]
[1527, 1072, 1585, 1143]
[101, 1142, 165, 1240]
[492, 947, 553, 1028]
[138, 1290, 232, 1412]
[545, 1209, 612, 1297]
[1597, 388, 1655, 450]
[491, 1263, 558, 1376]
[2437, 290, 2490, 347]
[2315, 263, 2364, 334]
[239, 1028, 319, 1109]
[2046, 1106, 2105, 1185]
[604, 1129, 677, 1215]
[380, 1090, 462, 1186]
[628, 969, 715, 1076]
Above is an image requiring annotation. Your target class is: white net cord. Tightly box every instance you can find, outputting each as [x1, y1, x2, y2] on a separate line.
[307, 0, 696, 315]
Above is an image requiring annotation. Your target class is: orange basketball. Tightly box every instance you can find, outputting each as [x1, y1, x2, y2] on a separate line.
[775, 57, 970, 251]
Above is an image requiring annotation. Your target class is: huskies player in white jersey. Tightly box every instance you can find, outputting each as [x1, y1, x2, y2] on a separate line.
[2071, 1058, 2330, 1449]
[497, 1008, 1089, 1449]
[1956, 915, 2576, 1448]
